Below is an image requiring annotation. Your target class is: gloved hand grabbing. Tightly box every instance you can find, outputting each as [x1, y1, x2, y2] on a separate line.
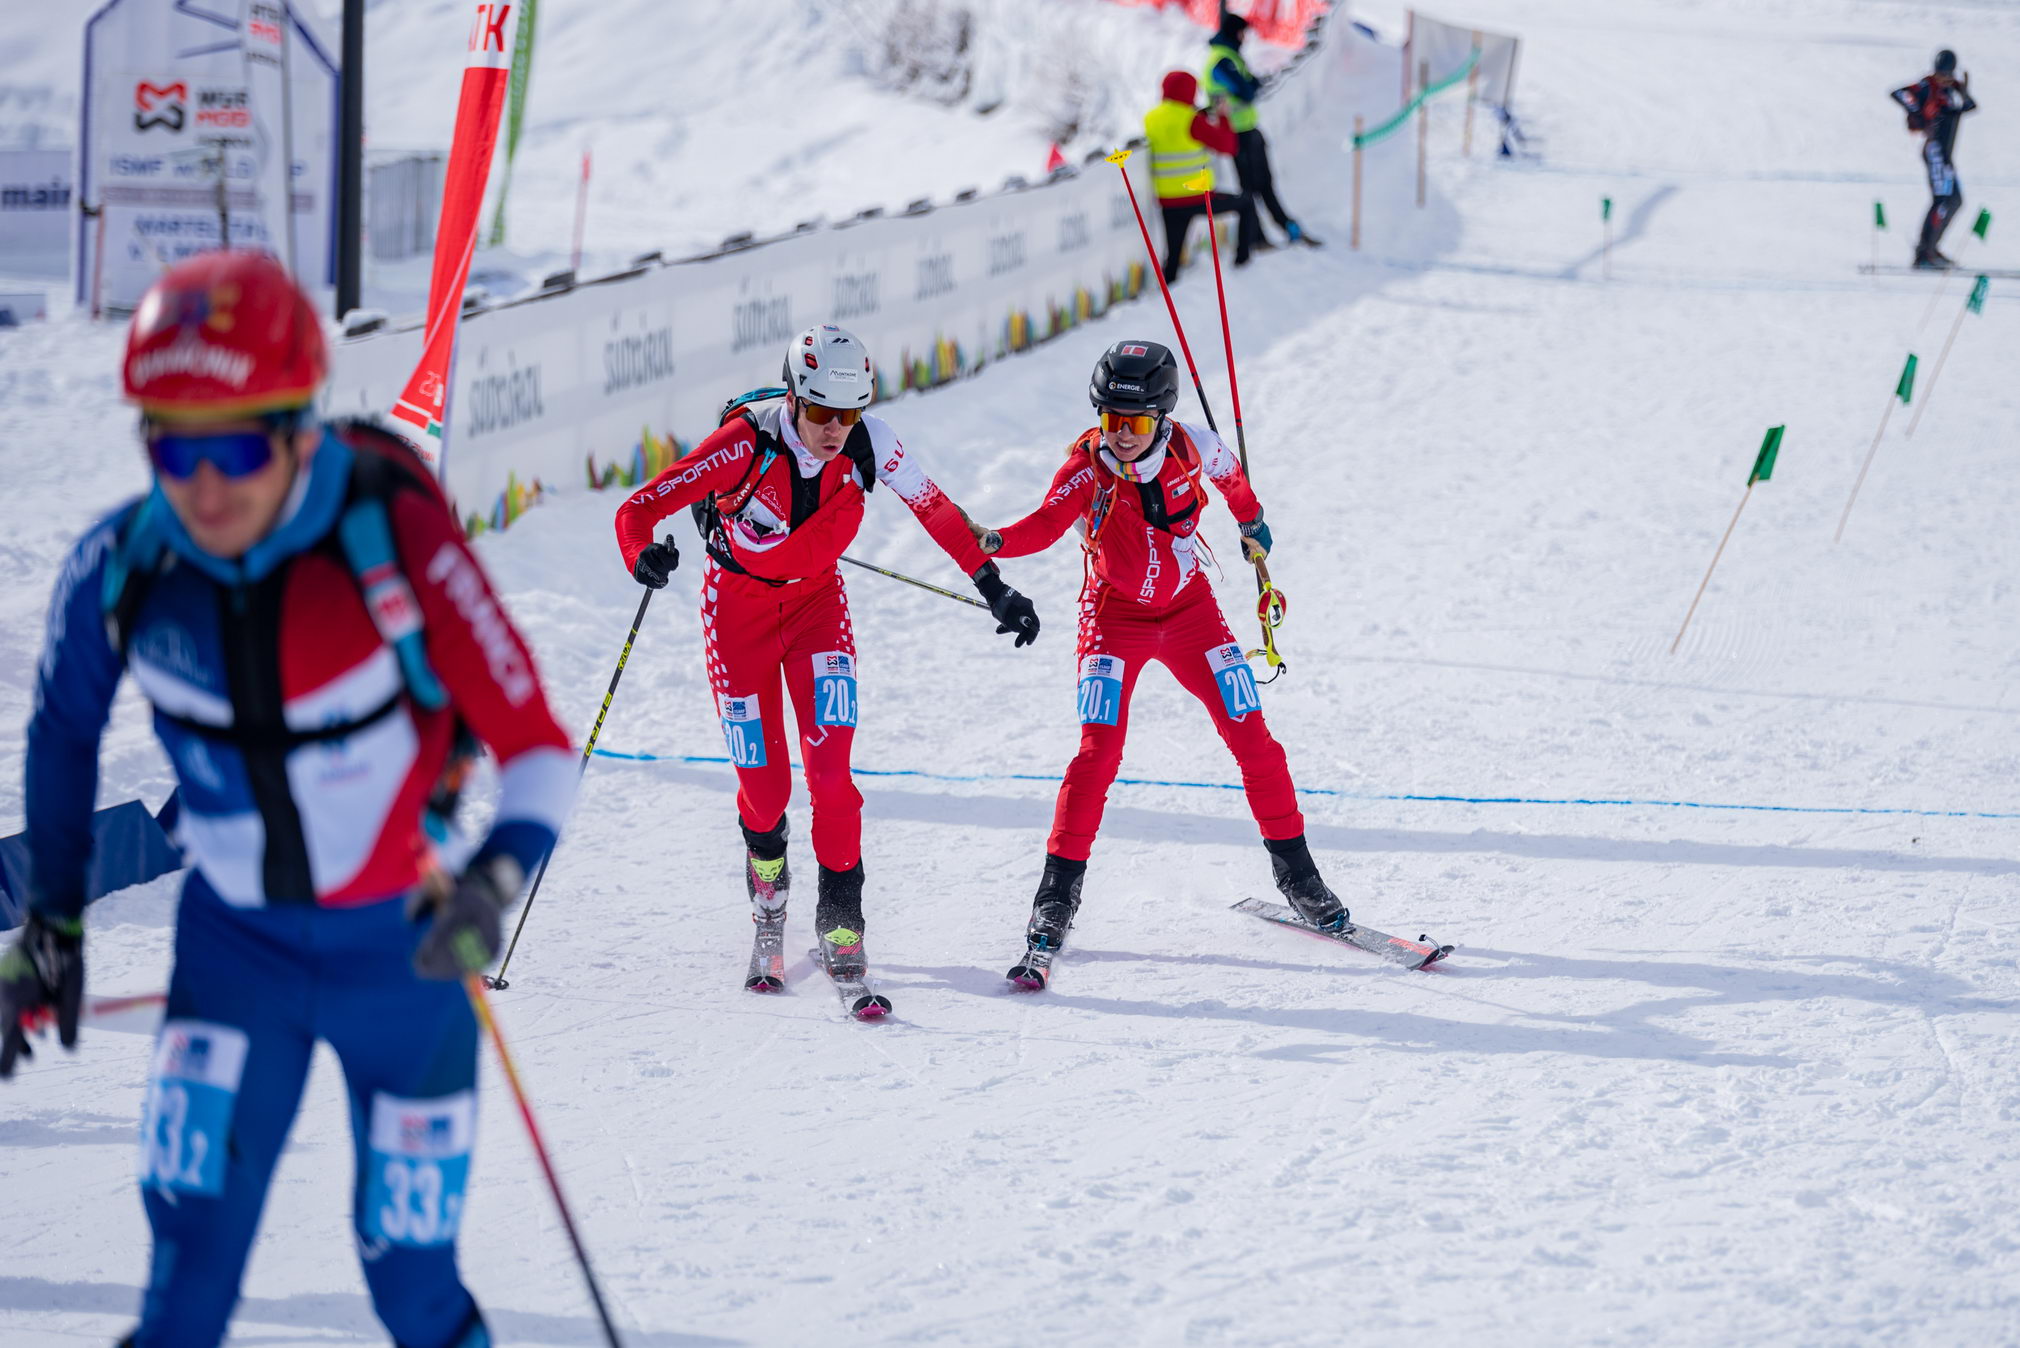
[1239, 511, 1273, 564]
[0, 913, 84, 1079]
[633, 538, 680, 589]
[972, 562, 1040, 648]
[408, 855, 524, 981]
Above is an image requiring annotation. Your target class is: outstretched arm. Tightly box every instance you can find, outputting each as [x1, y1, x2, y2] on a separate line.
[989, 455, 1097, 559]
[864, 419, 990, 575]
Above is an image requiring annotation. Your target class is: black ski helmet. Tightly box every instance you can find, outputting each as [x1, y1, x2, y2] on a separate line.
[1089, 340, 1180, 416]
[1935, 49, 1958, 75]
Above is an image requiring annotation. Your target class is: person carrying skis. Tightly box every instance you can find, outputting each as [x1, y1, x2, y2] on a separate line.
[1203, 12, 1310, 249]
[965, 340, 1346, 983]
[1145, 69, 1261, 283]
[0, 250, 574, 1347]
[612, 324, 1040, 1008]
[1891, 49, 1977, 269]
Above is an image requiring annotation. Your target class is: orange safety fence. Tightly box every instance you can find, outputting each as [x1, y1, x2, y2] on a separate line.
[1104, 0, 1331, 48]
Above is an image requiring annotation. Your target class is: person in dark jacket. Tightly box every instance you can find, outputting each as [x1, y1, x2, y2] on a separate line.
[1203, 13, 1309, 247]
[1891, 49, 1978, 269]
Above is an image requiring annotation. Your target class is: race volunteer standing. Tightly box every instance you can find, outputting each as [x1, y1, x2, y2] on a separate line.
[613, 324, 1040, 996]
[968, 340, 1349, 983]
[1, 251, 574, 1348]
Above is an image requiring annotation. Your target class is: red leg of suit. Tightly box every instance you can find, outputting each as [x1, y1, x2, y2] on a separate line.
[702, 567, 863, 871]
[1047, 581, 1304, 861]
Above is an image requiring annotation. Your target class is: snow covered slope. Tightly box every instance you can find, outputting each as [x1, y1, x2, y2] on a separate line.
[5, 0, 2020, 1344]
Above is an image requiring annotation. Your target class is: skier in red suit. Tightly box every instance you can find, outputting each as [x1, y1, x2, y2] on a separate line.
[968, 340, 1347, 971]
[613, 325, 1040, 986]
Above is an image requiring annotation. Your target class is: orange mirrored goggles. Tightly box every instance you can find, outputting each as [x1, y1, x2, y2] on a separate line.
[800, 402, 863, 427]
[1098, 408, 1160, 436]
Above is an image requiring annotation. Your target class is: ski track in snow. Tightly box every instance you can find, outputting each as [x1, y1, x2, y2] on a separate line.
[5, 0, 2020, 1343]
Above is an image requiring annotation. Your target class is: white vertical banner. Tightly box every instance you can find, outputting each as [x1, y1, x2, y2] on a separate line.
[79, 0, 338, 311]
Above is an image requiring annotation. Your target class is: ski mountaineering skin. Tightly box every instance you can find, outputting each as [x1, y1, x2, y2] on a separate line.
[0, 252, 574, 1348]
[612, 324, 1044, 1019]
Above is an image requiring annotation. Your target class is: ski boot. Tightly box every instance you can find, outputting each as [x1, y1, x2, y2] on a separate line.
[744, 817, 789, 992]
[1009, 855, 1085, 988]
[814, 862, 868, 981]
[1266, 835, 1348, 931]
[1914, 247, 1956, 271]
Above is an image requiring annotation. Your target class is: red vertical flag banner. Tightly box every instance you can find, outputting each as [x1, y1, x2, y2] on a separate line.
[390, 2, 520, 467]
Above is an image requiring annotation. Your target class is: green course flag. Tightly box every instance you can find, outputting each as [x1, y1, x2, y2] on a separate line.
[1874, 201, 1886, 230]
[1972, 208, 1992, 241]
[1602, 196, 1612, 221]
[486, 0, 540, 247]
[1749, 425, 1784, 484]
[1895, 353, 1918, 403]
[1968, 275, 1990, 314]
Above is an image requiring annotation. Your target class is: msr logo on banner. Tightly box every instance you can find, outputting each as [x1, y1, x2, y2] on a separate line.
[133, 82, 187, 133]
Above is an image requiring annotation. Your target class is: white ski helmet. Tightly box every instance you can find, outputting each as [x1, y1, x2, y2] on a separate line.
[783, 324, 875, 409]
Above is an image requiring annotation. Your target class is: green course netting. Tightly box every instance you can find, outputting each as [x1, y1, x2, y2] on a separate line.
[1352, 47, 1480, 149]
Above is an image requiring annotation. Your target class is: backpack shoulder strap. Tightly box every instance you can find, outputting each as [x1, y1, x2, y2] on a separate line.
[332, 420, 451, 712]
[99, 496, 168, 663]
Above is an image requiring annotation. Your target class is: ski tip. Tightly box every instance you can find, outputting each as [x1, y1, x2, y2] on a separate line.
[745, 975, 785, 993]
[1006, 966, 1049, 991]
[850, 994, 893, 1020]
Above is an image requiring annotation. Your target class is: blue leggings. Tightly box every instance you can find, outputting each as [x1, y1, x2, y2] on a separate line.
[131, 875, 487, 1348]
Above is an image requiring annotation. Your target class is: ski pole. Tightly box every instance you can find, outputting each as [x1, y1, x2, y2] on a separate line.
[1199, 175, 1289, 684]
[490, 572, 657, 990]
[1106, 148, 1222, 436]
[839, 554, 987, 609]
[465, 974, 626, 1346]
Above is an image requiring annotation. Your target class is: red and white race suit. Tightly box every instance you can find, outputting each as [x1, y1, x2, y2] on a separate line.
[615, 403, 987, 870]
[992, 419, 1303, 860]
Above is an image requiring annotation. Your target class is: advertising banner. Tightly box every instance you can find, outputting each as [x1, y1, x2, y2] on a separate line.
[0, 148, 72, 276]
[78, 0, 338, 310]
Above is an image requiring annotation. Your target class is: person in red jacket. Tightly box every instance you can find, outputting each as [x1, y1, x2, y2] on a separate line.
[613, 324, 1040, 990]
[967, 340, 1346, 978]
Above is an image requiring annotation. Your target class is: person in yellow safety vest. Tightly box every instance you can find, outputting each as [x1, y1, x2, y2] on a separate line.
[1143, 69, 1261, 283]
[1204, 13, 1312, 247]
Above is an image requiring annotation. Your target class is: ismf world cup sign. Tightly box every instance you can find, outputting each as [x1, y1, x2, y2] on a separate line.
[79, 0, 340, 311]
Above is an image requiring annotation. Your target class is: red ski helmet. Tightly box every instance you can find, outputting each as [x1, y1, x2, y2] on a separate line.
[123, 250, 327, 423]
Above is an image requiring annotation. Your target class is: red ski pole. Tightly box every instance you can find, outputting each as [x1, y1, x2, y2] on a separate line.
[1197, 175, 1289, 684]
[464, 973, 626, 1346]
[1106, 148, 1221, 436]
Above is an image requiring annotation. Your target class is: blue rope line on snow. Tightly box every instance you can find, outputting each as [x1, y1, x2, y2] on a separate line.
[588, 748, 2020, 821]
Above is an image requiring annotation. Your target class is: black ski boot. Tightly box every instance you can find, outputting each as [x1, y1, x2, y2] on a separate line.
[814, 862, 867, 980]
[743, 816, 790, 920]
[1025, 855, 1085, 953]
[742, 818, 790, 992]
[1266, 835, 1348, 930]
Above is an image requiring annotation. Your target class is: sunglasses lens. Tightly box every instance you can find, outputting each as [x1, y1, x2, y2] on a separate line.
[147, 431, 276, 480]
[1100, 410, 1157, 435]
[802, 402, 863, 427]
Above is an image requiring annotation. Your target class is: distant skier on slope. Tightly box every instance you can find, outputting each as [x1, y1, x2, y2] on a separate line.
[1891, 49, 1977, 269]
[963, 340, 1347, 987]
[1, 250, 574, 1347]
[612, 324, 1041, 1013]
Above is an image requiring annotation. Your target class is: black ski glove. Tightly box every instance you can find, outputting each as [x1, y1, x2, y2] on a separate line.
[407, 855, 524, 981]
[0, 913, 84, 1079]
[633, 538, 679, 589]
[972, 562, 1041, 648]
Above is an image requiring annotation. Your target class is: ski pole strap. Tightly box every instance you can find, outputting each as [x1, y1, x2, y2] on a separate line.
[1244, 561, 1289, 684]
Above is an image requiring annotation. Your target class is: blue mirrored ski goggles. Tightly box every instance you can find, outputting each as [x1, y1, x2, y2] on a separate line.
[146, 429, 278, 481]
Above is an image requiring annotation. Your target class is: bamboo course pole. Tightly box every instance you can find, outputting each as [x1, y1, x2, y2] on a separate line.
[1351, 115, 1363, 250]
[1415, 60, 1429, 209]
[1906, 278, 1985, 438]
[1463, 32, 1480, 156]
[1835, 355, 1916, 544]
[1673, 427, 1784, 655]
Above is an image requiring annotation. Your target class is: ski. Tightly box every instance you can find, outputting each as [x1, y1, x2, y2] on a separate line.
[809, 945, 892, 1021]
[1006, 942, 1058, 991]
[1231, 898, 1453, 971]
[1856, 264, 2020, 279]
[744, 915, 786, 993]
